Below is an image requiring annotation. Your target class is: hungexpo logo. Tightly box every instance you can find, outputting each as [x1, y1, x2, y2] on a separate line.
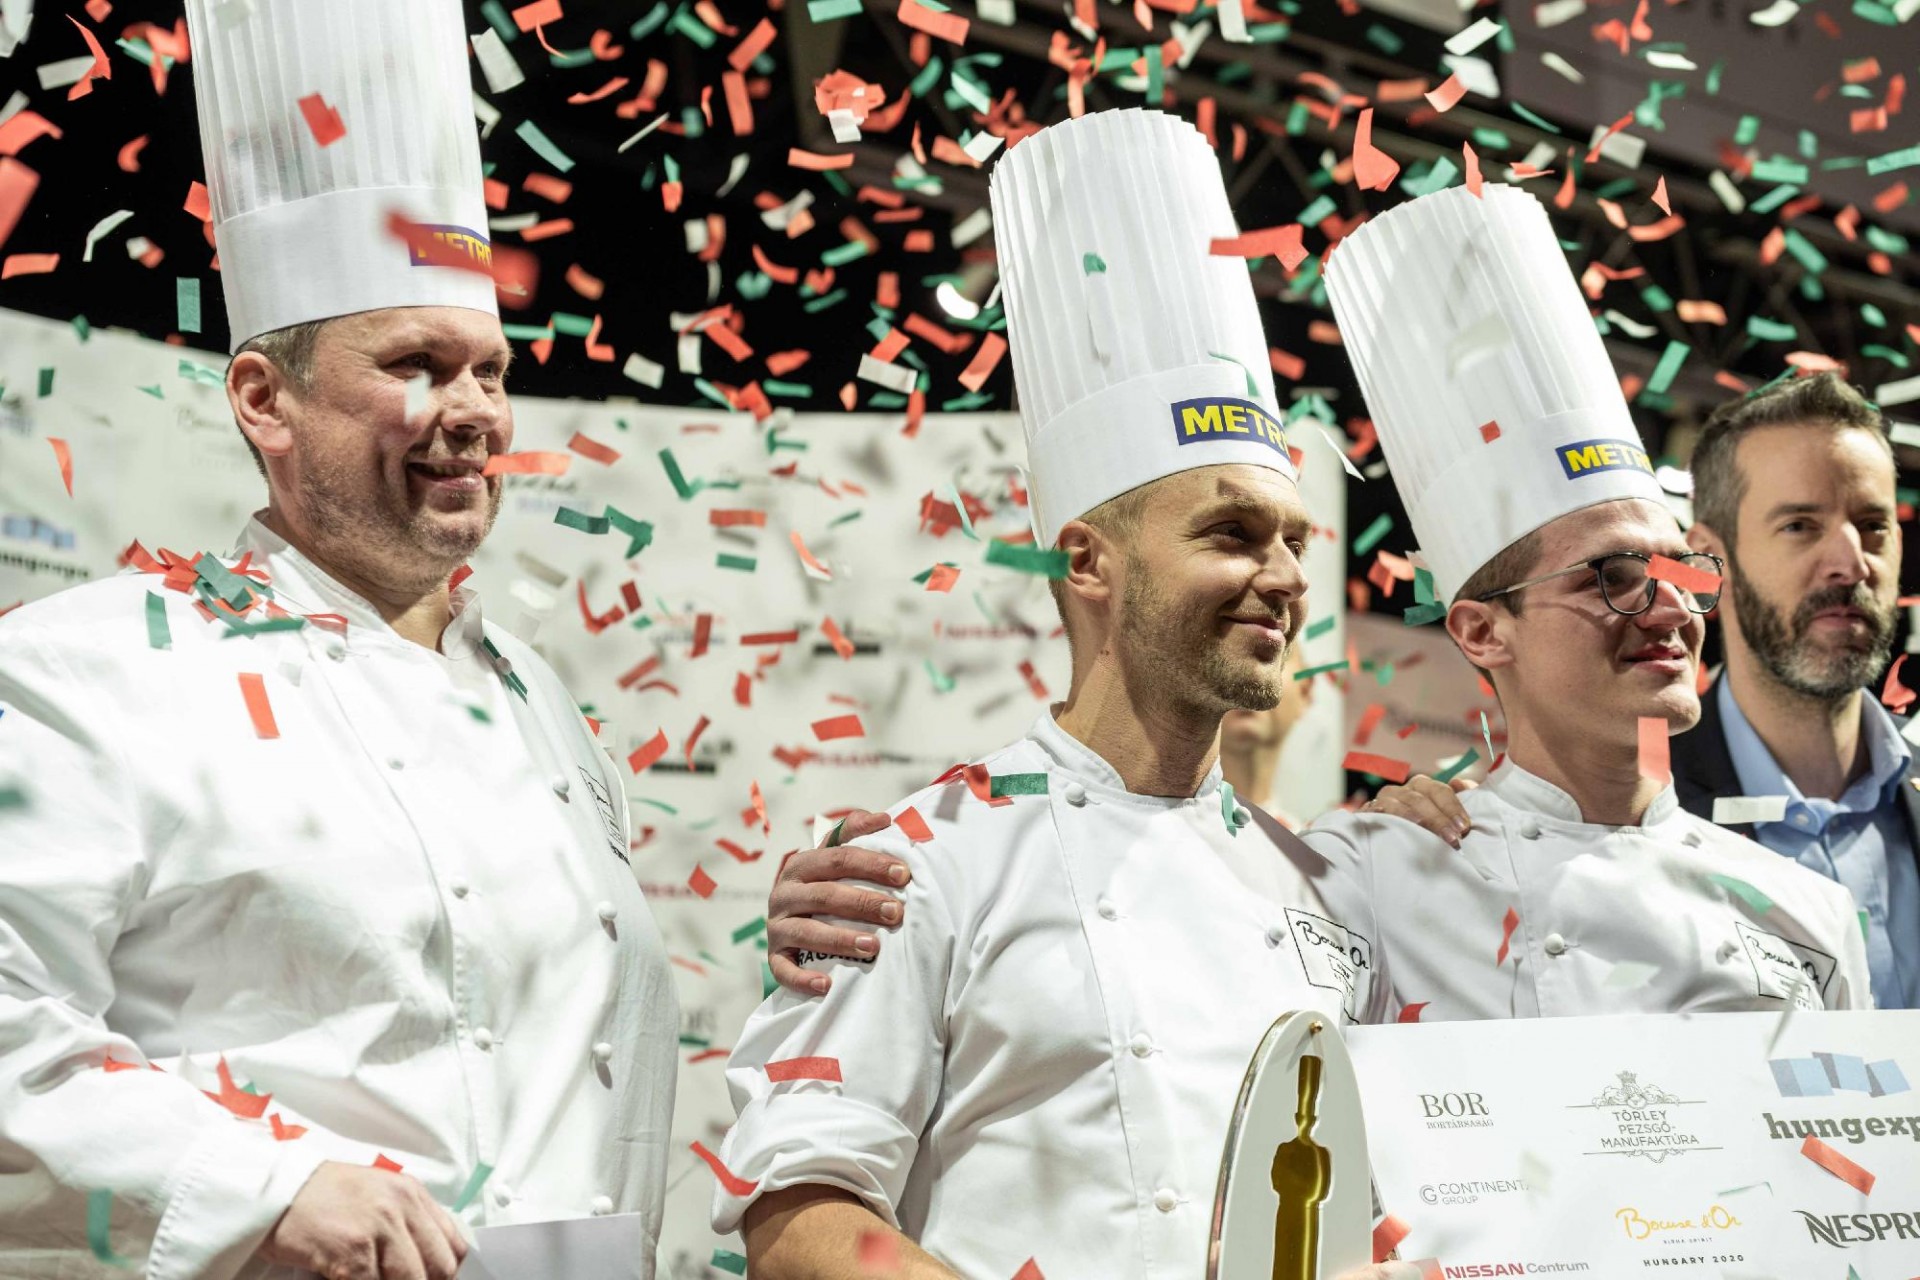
[1762, 1049, 1918, 1148]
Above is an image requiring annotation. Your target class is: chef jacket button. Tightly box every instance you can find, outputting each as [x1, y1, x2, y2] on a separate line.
[1153, 1188, 1179, 1213]
[1681, 830, 1701, 847]
[325, 640, 347, 662]
[1064, 782, 1088, 807]
[1265, 923, 1287, 946]
[387, 756, 405, 772]
[473, 1027, 494, 1050]
[450, 878, 470, 899]
[552, 774, 571, 799]
[493, 656, 513, 676]
[492, 1183, 512, 1208]
[1543, 933, 1568, 956]
[1129, 1033, 1154, 1058]
[592, 1041, 614, 1064]
[596, 900, 618, 923]
[590, 1195, 614, 1216]
[1518, 820, 1541, 840]
[1716, 940, 1739, 962]
[1232, 805, 1251, 828]
[1097, 897, 1118, 921]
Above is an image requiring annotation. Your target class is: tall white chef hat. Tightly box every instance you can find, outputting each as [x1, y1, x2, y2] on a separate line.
[184, 0, 497, 353]
[1323, 183, 1665, 602]
[989, 108, 1297, 550]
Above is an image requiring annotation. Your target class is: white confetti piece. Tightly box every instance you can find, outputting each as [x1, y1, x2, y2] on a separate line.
[1441, 53, 1500, 100]
[1218, 0, 1251, 43]
[717, 152, 750, 197]
[1588, 126, 1645, 169]
[83, 210, 134, 263]
[1749, 0, 1798, 23]
[951, 207, 993, 249]
[963, 131, 1004, 165]
[935, 281, 980, 321]
[1317, 426, 1365, 480]
[34, 54, 94, 91]
[1534, 0, 1585, 26]
[0, 0, 32, 57]
[1890, 422, 1920, 448]
[1708, 170, 1747, 214]
[617, 113, 671, 154]
[1877, 373, 1920, 408]
[684, 219, 711, 254]
[472, 91, 501, 140]
[977, 0, 1015, 21]
[1712, 795, 1789, 824]
[1540, 52, 1584, 83]
[1602, 960, 1660, 990]
[0, 89, 26, 124]
[1604, 310, 1657, 339]
[1444, 16, 1502, 55]
[828, 108, 862, 144]
[622, 352, 665, 389]
[471, 29, 524, 94]
[857, 354, 919, 395]
[1644, 49, 1697, 70]
[677, 333, 703, 376]
[402, 372, 430, 424]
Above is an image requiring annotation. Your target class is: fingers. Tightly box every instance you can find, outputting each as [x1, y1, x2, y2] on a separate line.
[410, 1191, 465, 1280]
[778, 880, 902, 929]
[1406, 775, 1472, 835]
[374, 1222, 427, 1280]
[770, 950, 831, 996]
[1365, 787, 1465, 849]
[1447, 776, 1481, 792]
[775, 844, 911, 891]
[834, 809, 894, 843]
[770, 915, 882, 963]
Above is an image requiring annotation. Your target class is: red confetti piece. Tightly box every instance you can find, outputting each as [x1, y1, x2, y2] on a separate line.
[1354, 702, 1387, 746]
[1882, 654, 1915, 714]
[566, 432, 621, 466]
[733, 672, 753, 707]
[1372, 1214, 1411, 1263]
[47, 438, 73, 496]
[739, 629, 801, 645]
[925, 563, 960, 593]
[65, 16, 111, 101]
[788, 147, 855, 171]
[792, 530, 834, 579]
[692, 613, 714, 658]
[482, 451, 571, 476]
[1351, 108, 1400, 192]
[297, 93, 346, 147]
[269, 1113, 308, 1141]
[729, 16, 778, 71]
[766, 1056, 844, 1082]
[115, 136, 147, 174]
[513, 0, 563, 30]
[688, 864, 717, 898]
[899, 0, 970, 42]
[181, 181, 210, 223]
[238, 673, 279, 740]
[1495, 906, 1520, 966]
[628, 728, 670, 774]
[710, 508, 769, 527]
[1210, 224, 1306, 271]
[958, 331, 1008, 393]
[0, 110, 59, 156]
[691, 1140, 759, 1196]
[1647, 553, 1721, 597]
[1269, 346, 1306, 381]
[373, 1154, 405, 1172]
[1651, 175, 1672, 217]
[0, 249, 53, 280]
[684, 714, 712, 768]
[812, 713, 866, 741]
[895, 806, 934, 842]
[1463, 140, 1483, 198]
[1343, 751, 1411, 783]
[1637, 716, 1670, 785]
[1801, 1135, 1876, 1194]
[1424, 72, 1466, 112]
[1396, 1002, 1427, 1023]
[822, 616, 855, 660]
[1010, 1262, 1045, 1280]
[203, 1055, 271, 1119]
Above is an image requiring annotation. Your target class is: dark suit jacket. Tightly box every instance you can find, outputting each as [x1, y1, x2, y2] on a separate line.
[1672, 675, 1920, 882]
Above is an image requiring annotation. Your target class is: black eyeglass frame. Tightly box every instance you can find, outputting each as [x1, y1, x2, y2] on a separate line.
[1472, 550, 1725, 617]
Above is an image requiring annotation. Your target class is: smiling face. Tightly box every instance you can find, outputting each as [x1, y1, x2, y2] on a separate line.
[1450, 498, 1707, 753]
[238, 305, 514, 597]
[1090, 464, 1312, 718]
[1703, 424, 1900, 702]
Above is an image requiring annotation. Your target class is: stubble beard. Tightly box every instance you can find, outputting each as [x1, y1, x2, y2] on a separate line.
[1118, 552, 1289, 716]
[295, 452, 503, 596]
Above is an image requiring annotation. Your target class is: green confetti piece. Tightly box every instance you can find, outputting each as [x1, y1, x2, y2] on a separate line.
[218, 615, 308, 640]
[1083, 252, 1107, 274]
[1734, 114, 1760, 146]
[513, 120, 576, 173]
[1708, 872, 1774, 914]
[1861, 303, 1887, 329]
[712, 1250, 749, 1276]
[1640, 284, 1674, 314]
[988, 772, 1049, 797]
[452, 1163, 494, 1212]
[1434, 749, 1480, 784]
[678, 1032, 711, 1049]
[1221, 779, 1241, 836]
[196, 556, 259, 610]
[502, 323, 556, 342]
[1413, 567, 1435, 605]
[984, 539, 1069, 578]
[70, 315, 90, 343]
[1145, 43, 1163, 102]
[606, 507, 654, 558]
[87, 1190, 134, 1268]
[802, 288, 848, 314]
[763, 379, 813, 398]
[716, 553, 758, 571]
[822, 240, 872, 268]
[1296, 195, 1337, 226]
[466, 703, 492, 724]
[731, 916, 768, 944]
[1866, 144, 1920, 176]
[1207, 350, 1261, 401]
[1747, 183, 1801, 215]
[659, 449, 700, 500]
[550, 312, 595, 337]
[925, 658, 955, 693]
[0, 784, 26, 810]
[1746, 315, 1798, 343]
[481, 0, 519, 39]
[1403, 156, 1458, 197]
[176, 278, 201, 334]
[1402, 602, 1448, 626]
[1509, 102, 1562, 135]
[1363, 21, 1401, 52]
[1296, 660, 1350, 680]
[1479, 710, 1494, 762]
[1781, 227, 1828, 275]
[554, 506, 612, 535]
[1645, 340, 1689, 396]
[145, 592, 171, 651]
[628, 1, 669, 36]
[37, 368, 54, 397]
[1351, 513, 1393, 556]
[828, 510, 863, 528]
[1858, 908, 1870, 943]
[1304, 614, 1336, 640]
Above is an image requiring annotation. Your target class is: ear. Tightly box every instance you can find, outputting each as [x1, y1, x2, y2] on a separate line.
[1685, 519, 1726, 560]
[1446, 598, 1516, 677]
[227, 351, 298, 466]
[1056, 517, 1121, 619]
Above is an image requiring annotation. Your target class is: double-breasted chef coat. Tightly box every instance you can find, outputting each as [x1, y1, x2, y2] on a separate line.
[1303, 759, 1874, 1020]
[714, 708, 1386, 1279]
[0, 517, 677, 1280]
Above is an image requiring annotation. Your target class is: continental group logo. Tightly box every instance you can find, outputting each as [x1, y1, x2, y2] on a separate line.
[1170, 396, 1289, 457]
[407, 223, 492, 270]
[1556, 437, 1653, 480]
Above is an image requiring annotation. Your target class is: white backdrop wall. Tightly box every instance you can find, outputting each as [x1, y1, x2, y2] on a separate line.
[0, 306, 1346, 1267]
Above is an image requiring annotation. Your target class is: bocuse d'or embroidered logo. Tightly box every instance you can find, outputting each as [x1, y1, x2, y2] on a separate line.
[1555, 437, 1653, 480]
[406, 224, 493, 270]
[1169, 396, 1289, 457]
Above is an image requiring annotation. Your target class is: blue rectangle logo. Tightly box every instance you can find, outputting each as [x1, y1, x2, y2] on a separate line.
[1556, 437, 1653, 479]
[1170, 396, 1289, 457]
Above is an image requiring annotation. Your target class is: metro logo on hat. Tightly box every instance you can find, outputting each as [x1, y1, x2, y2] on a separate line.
[1323, 183, 1666, 601]
[989, 109, 1298, 550]
[184, 0, 499, 352]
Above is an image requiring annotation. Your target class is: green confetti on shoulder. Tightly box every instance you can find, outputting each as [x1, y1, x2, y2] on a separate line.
[1707, 872, 1774, 915]
[1858, 908, 1870, 943]
[1083, 252, 1107, 274]
[988, 772, 1049, 797]
[1221, 778, 1240, 836]
[145, 591, 171, 650]
[984, 539, 1070, 578]
[717, 552, 757, 571]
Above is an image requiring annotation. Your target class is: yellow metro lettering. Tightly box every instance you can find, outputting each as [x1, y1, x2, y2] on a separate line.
[1182, 404, 1224, 436]
[1564, 445, 1603, 472]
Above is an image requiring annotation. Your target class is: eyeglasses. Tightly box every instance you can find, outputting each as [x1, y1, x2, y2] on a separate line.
[1475, 550, 1725, 617]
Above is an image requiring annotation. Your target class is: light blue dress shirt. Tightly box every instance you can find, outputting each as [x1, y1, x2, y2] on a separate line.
[1717, 676, 1919, 1009]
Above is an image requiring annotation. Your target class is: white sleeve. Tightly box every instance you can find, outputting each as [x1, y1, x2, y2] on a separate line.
[1299, 813, 1400, 1025]
[711, 823, 954, 1235]
[0, 624, 334, 1280]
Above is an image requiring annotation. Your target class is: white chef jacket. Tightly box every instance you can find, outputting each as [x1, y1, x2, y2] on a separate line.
[0, 518, 677, 1280]
[714, 708, 1384, 1278]
[1304, 759, 1874, 1020]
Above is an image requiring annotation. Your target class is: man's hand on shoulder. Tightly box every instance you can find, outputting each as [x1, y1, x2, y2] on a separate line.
[1355, 775, 1475, 848]
[768, 808, 913, 996]
[257, 1160, 468, 1280]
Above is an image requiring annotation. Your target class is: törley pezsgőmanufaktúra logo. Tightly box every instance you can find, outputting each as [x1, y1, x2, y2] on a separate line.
[1567, 1070, 1717, 1162]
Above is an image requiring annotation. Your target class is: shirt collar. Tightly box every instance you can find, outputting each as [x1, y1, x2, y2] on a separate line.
[1027, 705, 1227, 805]
[1719, 675, 1911, 820]
[1481, 755, 1681, 827]
[233, 515, 486, 655]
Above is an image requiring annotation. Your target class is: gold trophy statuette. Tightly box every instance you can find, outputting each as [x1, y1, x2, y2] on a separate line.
[1268, 1054, 1331, 1280]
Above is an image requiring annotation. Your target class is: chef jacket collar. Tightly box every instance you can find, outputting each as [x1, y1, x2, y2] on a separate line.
[1482, 753, 1681, 829]
[233, 514, 487, 657]
[1030, 704, 1228, 808]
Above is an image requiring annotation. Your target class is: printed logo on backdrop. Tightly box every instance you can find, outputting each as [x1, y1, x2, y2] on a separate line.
[1567, 1070, 1716, 1161]
[1282, 907, 1372, 1019]
[1796, 1207, 1920, 1247]
[1611, 1200, 1745, 1254]
[1438, 1263, 1592, 1277]
[1417, 1088, 1493, 1131]
[1735, 921, 1835, 1008]
[1761, 1048, 1919, 1147]
[1418, 1177, 1529, 1207]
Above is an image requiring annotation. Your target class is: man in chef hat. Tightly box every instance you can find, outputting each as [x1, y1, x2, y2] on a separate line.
[0, 3, 677, 1278]
[714, 108, 1417, 1280]
[1306, 182, 1871, 1019]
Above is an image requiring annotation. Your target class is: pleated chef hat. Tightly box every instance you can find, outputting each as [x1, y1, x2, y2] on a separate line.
[184, 0, 497, 352]
[989, 109, 1297, 549]
[1323, 183, 1665, 602]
